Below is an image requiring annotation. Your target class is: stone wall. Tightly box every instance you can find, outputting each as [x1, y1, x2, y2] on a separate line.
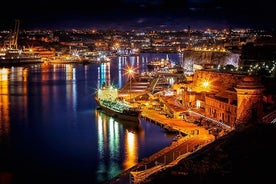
[184, 50, 240, 67]
[193, 70, 246, 91]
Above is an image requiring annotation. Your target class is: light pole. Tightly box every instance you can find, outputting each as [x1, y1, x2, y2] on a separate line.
[127, 67, 134, 102]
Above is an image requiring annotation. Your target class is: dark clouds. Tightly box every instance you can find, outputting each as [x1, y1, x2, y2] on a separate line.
[1, 0, 275, 30]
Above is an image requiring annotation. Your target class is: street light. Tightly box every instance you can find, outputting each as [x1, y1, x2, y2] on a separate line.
[126, 67, 135, 102]
[202, 80, 210, 89]
[200, 79, 211, 109]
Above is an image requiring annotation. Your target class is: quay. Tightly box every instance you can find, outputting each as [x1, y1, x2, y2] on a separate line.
[105, 106, 216, 184]
[141, 108, 211, 136]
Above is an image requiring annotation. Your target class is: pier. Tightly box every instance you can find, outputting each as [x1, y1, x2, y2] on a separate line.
[105, 107, 215, 184]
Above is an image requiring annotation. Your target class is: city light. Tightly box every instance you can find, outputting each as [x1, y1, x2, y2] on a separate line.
[125, 66, 136, 101]
[202, 80, 210, 88]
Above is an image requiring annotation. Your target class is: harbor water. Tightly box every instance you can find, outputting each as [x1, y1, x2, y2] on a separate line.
[0, 53, 184, 184]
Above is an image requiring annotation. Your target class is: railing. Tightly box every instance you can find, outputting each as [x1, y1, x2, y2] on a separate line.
[189, 110, 233, 131]
[262, 109, 276, 123]
[130, 152, 192, 184]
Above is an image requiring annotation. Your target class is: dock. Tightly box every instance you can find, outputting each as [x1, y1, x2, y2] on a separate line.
[104, 107, 215, 184]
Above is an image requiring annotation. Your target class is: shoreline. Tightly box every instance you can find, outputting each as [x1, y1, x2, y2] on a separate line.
[104, 107, 216, 184]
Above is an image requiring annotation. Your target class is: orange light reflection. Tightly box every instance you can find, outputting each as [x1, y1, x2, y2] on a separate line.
[123, 130, 138, 169]
[0, 68, 10, 137]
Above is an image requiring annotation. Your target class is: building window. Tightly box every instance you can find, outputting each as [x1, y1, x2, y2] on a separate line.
[196, 100, 201, 108]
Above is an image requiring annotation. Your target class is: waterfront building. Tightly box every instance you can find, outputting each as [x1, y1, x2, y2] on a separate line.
[179, 69, 275, 128]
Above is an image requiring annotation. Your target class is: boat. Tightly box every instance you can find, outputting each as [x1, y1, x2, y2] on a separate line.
[0, 20, 43, 66]
[94, 84, 142, 122]
[81, 52, 111, 64]
[97, 110, 143, 133]
[0, 48, 43, 66]
[82, 55, 111, 64]
[147, 54, 175, 71]
[116, 47, 140, 56]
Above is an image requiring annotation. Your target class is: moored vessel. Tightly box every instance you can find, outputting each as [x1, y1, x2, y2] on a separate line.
[0, 20, 43, 66]
[0, 48, 43, 66]
[94, 84, 141, 123]
[147, 54, 175, 71]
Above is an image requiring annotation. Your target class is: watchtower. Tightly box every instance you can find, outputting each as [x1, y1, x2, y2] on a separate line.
[235, 75, 265, 125]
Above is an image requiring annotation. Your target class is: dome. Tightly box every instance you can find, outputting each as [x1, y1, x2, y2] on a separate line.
[243, 76, 257, 82]
[236, 75, 264, 89]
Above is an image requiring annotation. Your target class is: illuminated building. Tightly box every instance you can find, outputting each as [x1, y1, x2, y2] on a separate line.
[183, 70, 274, 128]
[235, 75, 265, 125]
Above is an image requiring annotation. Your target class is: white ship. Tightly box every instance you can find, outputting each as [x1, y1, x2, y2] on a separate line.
[94, 84, 141, 123]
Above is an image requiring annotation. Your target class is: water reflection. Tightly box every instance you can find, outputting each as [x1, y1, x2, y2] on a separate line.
[0, 68, 10, 138]
[0, 67, 29, 137]
[124, 130, 138, 169]
[97, 62, 111, 88]
[0, 64, 80, 138]
[95, 110, 143, 182]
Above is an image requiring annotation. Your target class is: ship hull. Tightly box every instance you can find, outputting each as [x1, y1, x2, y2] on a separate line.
[0, 58, 43, 67]
[0, 20, 44, 67]
[95, 98, 141, 123]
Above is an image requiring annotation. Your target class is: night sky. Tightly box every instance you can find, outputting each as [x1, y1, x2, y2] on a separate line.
[1, 0, 275, 30]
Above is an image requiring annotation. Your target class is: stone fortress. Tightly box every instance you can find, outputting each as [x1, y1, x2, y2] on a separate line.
[183, 69, 272, 128]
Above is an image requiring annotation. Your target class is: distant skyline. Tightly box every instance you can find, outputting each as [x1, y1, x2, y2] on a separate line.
[1, 0, 275, 30]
